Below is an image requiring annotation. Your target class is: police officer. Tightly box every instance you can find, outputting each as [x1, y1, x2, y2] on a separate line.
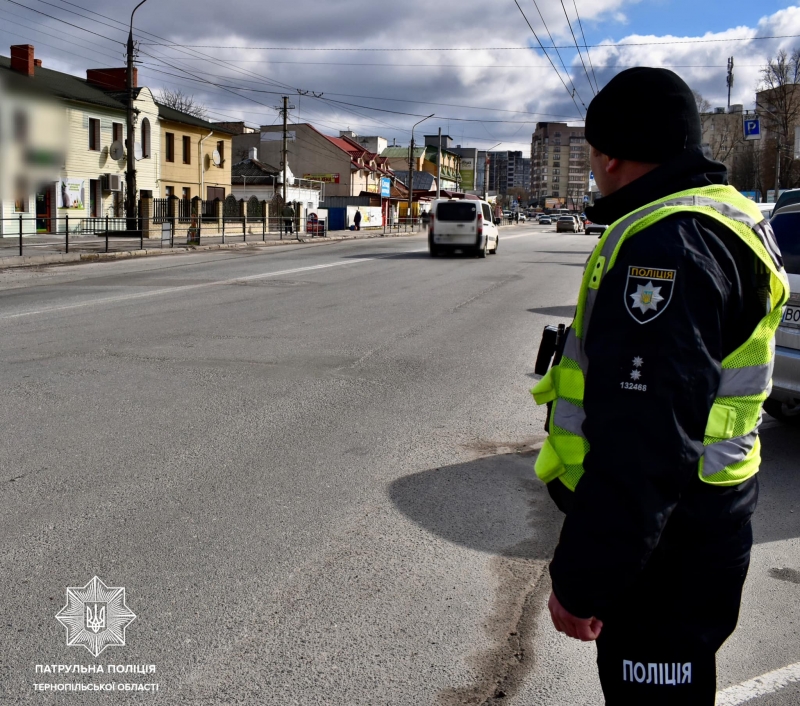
[531, 68, 788, 704]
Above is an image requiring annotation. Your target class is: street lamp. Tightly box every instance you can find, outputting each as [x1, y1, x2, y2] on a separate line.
[407, 113, 434, 224]
[126, 0, 149, 229]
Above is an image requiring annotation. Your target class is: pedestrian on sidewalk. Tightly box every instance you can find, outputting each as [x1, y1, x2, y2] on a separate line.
[531, 67, 788, 705]
[354, 209, 362, 231]
[421, 209, 432, 231]
[282, 203, 294, 235]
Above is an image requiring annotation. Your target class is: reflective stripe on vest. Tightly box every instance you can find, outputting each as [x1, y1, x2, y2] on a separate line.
[531, 185, 790, 491]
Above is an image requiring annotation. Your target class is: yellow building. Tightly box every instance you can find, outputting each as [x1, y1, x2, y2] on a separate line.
[157, 104, 234, 202]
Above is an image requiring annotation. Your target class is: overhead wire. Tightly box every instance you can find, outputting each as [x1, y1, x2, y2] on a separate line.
[559, 0, 595, 96]
[572, 0, 599, 93]
[139, 35, 800, 50]
[512, 0, 585, 118]
[528, 0, 586, 110]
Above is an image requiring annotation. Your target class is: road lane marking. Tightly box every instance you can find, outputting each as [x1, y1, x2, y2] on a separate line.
[0, 258, 374, 321]
[716, 662, 800, 705]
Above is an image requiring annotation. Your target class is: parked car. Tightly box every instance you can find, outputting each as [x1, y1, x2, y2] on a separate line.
[429, 198, 499, 258]
[772, 188, 800, 215]
[584, 220, 607, 236]
[764, 204, 800, 422]
[538, 215, 552, 225]
[556, 215, 579, 233]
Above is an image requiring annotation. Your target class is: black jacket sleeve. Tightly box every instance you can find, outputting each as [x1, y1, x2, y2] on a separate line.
[548, 214, 748, 620]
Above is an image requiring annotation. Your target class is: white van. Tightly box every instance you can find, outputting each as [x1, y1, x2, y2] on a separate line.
[429, 198, 499, 258]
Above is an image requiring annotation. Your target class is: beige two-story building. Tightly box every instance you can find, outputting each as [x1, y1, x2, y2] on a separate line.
[157, 105, 234, 202]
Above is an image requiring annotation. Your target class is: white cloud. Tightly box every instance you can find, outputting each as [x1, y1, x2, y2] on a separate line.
[1, 1, 799, 152]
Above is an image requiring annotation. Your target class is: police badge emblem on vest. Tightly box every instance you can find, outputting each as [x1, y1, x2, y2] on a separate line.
[625, 266, 677, 323]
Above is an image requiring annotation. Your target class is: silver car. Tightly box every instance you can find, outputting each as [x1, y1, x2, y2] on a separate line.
[765, 204, 800, 422]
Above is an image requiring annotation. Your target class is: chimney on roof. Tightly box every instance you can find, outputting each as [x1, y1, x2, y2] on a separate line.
[86, 67, 136, 91]
[10, 45, 35, 76]
[34, 59, 42, 68]
[249, 147, 258, 160]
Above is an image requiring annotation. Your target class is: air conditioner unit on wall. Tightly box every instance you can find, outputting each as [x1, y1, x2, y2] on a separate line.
[103, 174, 122, 192]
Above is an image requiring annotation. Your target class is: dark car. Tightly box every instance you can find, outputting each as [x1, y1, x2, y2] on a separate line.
[584, 220, 607, 236]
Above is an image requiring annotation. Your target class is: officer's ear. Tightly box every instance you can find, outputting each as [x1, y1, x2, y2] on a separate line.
[605, 157, 622, 175]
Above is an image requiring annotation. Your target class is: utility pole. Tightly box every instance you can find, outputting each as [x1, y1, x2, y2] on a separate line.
[126, 0, 149, 230]
[775, 138, 781, 201]
[727, 57, 734, 111]
[407, 114, 434, 223]
[436, 127, 442, 200]
[483, 152, 489, 200]
[282, 95, 288, 207]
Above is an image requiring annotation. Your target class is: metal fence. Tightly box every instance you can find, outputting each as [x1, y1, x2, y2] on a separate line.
[0, 213, 334, 258]
[0, 211, 435, 260]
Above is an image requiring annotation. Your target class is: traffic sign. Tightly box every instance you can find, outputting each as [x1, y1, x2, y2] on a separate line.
[743, 117, 761, 140]
[380, 177, 391, 198]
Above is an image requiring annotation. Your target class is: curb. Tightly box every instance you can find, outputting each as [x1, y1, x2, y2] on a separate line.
[0, 230, 421, 270]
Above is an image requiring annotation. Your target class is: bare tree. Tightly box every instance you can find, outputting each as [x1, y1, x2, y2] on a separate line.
[156, 89, 209, 120]
[757, 49, 800, 190]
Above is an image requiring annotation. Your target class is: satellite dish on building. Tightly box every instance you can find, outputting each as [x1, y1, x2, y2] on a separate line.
[109, 140, 125, 161]
[134, 143, 143, 161]
[212, 149, 222, 166]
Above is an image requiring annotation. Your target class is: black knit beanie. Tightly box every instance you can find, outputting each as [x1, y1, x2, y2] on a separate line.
[585, 67, 702, 163]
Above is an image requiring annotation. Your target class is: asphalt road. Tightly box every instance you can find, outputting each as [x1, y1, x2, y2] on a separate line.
[0, 224, 797, 705]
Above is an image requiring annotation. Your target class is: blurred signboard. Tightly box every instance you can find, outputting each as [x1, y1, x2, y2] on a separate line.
[459, 158, 475, 191]
[303, 173, 340, 183]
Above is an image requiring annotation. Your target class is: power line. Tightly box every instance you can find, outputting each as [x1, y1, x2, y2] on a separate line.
[137, 62, 581, 119]
[529, 0, 586, 110]
[573, 0, 599, 93]
[4, 0, 122, 44]
[138, 35, 800, 50]
[512, 0, 585, 118]
[559, 0, 595, 96]
[127, 58, 743, 68]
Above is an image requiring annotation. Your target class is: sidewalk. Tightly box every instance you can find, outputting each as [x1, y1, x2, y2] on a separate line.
[0, 227, 424, 270]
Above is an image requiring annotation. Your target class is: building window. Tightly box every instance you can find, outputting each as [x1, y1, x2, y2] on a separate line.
[165, 133, 175, 162]
[182, 135, 191, 164]
[14, 177, 28, 212]
[165, 186, 174, 198]
[207, 186, 225, 201]
[182, 187, 190, 200]
[88, 117, 100, 151]
[89, 178, 101, 217]
[112, 122, 123, 145]
[216, 140, 224, 165]
[13, 109, 28, 143]
[553, 177, 560, 183]
[141, 118, 151, 159]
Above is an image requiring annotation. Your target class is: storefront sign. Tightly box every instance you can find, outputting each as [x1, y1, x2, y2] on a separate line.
[58, 179, 85, 210]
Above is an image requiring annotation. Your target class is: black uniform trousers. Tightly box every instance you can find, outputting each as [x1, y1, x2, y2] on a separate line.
[595, 517, 753, 705]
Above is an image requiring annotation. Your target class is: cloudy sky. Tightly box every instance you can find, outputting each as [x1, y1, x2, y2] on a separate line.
[2, 0, 800, 150]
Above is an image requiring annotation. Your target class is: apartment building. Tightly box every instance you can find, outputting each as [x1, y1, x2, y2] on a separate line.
[531, 122, 589, 208]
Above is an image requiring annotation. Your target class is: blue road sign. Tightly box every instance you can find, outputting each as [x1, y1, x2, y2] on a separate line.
[743, 117, 761, 140]
[380, 177, 391, 198]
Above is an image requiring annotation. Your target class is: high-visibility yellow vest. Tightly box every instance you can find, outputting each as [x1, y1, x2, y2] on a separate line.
[531, 185, 790, 491]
